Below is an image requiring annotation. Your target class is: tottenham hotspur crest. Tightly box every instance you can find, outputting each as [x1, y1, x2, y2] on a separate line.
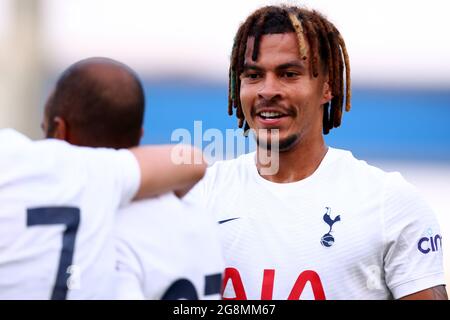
[320, 207, 341, 247]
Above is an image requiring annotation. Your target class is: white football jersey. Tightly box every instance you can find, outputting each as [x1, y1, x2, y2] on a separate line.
[115, 192, 225, 300]
[0, 129, 140, 299]
[186, 147, 445, 300]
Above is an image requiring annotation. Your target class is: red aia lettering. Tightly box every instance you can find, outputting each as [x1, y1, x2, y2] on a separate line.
[222, 268, 326, 300]
[261, 269, 275, 300]
[222, 267, 247, 300]
[288, 270, 326, 300]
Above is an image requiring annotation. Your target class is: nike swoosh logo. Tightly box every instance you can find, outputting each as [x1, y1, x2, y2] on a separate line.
[218, 217, 240, 224]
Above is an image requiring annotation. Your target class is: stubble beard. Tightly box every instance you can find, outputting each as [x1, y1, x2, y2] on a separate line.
[256, 132, 299, 152]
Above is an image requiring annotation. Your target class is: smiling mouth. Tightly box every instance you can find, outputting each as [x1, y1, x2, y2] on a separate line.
[257, 111, 287, 120]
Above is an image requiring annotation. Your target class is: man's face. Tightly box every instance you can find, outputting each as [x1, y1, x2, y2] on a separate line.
[239, 32, 331, 151]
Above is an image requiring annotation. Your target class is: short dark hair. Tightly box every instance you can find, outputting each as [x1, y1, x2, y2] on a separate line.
[228, 5, 351, 134]
[46, 57, 145, 148]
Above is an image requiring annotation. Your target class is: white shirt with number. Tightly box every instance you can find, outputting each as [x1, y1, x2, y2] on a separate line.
[0, 129, 140, 299]
[115, 192, 225, 300]
[185, 147, 445, 300]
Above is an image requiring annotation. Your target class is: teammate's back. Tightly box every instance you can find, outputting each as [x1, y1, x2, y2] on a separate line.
[0, 129, 140, 299]
[0, 56, 207, 298]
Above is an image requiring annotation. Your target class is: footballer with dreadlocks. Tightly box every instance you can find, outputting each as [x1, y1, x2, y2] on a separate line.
[186, 5, 447, 300]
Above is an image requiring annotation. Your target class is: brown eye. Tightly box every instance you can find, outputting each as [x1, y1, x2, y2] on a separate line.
[283, 71, 299, 78]
[246, 73, 261, 79]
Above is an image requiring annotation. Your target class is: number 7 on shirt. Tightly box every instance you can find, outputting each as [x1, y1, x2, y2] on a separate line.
[27, 207, 80, 300]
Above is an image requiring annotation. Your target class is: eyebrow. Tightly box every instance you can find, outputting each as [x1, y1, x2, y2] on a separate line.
[242, 64, 263, 72]
[243, 61, 306, 72]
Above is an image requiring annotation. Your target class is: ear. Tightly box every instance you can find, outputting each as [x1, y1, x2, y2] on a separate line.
[320, 80, 333, 105]
[52, 116, 68, 141]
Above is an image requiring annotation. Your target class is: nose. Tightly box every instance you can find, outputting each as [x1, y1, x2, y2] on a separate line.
[257, 73, 283, 102]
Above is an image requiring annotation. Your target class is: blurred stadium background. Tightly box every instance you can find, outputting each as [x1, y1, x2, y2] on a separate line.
[1, 0, 449, 292]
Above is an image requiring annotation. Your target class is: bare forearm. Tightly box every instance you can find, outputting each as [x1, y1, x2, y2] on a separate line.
[130, 144, 206, 199]
[400, 285, 448, 300]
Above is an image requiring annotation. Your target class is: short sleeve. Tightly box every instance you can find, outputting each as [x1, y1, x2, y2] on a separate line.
[383, 173, 445, 299]
[81, 147, 141, 207]
[29, 139, 141, 208]
[111, 149, 141, 206]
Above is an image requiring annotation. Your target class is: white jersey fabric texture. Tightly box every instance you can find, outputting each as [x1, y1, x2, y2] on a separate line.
[185, 147, 445, 300]
[115, 192, 225, 300]
[0, 129, 140, 299]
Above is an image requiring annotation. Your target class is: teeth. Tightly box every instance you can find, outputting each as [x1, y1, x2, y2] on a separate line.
[260, 111, 283, 118]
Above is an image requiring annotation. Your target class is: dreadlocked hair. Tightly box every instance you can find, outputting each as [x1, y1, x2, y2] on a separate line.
[228, 5, 351, 134]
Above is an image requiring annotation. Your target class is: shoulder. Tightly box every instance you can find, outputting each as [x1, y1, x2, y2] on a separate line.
[382, 170, 433, 221]
[116, 194, 178, 248]
[184, 152, 255, 204]
[32, 138, 137, 172]
[0, 129, 30, 147]
[118, 192, 212, 225]
[203, 152, 255, 186]
[117, 193, 202, 232]
[337, 149, 422, 202]
[118, 193, 180, 220]
[332, 148, 435, 220]
[116, 192, 220, 248]
[0, 129, 106, 165]
[1, 130, 137, 191]
[0, 130, 81, 176]
[328, 147, 400, 188]
[324, 148, 425, 209]
[329, 148, 436, 226]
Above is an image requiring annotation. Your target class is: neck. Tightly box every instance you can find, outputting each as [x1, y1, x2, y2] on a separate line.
[256, 134, 327, 183]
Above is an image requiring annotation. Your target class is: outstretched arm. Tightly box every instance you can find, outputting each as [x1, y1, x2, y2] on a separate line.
[130, 144, 206, 199]
[400, 285, 448, 300]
